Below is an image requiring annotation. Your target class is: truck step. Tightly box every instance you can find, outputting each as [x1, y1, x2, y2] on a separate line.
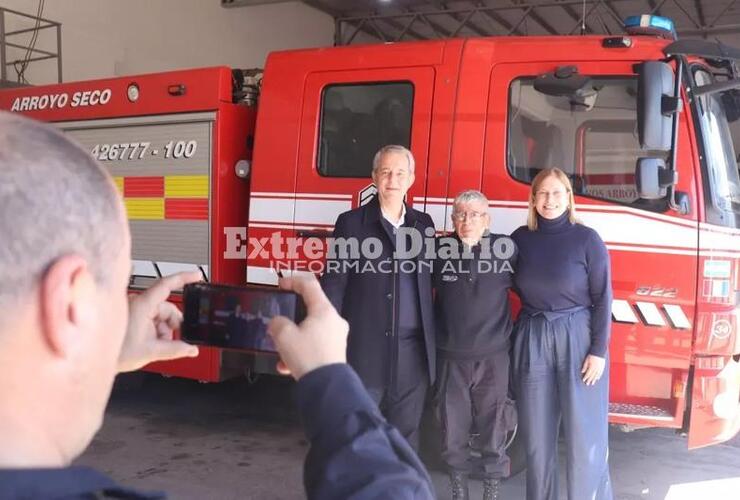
[608, 402, 673, 419]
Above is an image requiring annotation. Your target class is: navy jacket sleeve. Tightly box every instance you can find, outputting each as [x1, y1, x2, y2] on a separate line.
[320, 213, 351, 313]
[296, 364, 434, 500]
[585, 228, 612, 357]
[0, 466, 165, 499]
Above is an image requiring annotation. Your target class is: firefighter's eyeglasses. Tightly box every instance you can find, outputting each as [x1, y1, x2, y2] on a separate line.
[452, 211, 486, 221]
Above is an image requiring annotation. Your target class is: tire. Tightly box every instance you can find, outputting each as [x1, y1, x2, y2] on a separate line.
[503, 423, 526, 479]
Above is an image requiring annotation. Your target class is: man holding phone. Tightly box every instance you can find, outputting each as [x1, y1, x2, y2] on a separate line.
[0, 112, 433, 499]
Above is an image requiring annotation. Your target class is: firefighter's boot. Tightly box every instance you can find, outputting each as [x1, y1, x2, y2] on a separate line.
[482, 478, 500, 500]
[449, 471, 469, 500]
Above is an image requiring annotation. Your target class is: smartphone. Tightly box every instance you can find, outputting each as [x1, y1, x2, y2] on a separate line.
[181, 282, 305, 352]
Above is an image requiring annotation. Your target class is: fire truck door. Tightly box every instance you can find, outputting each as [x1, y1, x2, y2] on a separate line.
[294, 68, 435, 241]
[484, 61, 699, 426]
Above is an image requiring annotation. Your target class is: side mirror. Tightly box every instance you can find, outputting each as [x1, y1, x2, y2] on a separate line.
[636, 61, 675, 151]
[636, 157, 676, 199]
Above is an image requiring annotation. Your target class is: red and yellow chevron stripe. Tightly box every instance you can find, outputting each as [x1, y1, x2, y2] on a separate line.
[113, 175, 208, 220]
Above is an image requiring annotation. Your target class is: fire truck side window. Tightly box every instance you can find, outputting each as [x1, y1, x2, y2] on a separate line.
[317, 82, 414, 177]
[507, 77, 668, 210]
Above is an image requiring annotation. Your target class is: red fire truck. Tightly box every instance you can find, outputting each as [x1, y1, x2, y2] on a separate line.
[1, 15, 738, 451]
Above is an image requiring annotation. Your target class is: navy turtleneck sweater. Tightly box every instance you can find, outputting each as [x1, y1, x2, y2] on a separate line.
[511, 211, 612, 357]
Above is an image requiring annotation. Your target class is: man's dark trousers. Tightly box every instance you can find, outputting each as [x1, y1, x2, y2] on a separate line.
[436, 350, 514, 478]
[321, 196, 436, 452]
[366, 328, 428, 450]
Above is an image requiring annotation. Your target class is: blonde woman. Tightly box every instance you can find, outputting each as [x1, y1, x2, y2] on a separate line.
[511, 168, 613, 500]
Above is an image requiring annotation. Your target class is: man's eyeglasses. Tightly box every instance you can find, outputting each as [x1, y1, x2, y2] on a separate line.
[452, 211, 486, 221]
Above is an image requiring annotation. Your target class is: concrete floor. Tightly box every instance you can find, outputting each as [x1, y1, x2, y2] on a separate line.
[75, 372, 740, 500]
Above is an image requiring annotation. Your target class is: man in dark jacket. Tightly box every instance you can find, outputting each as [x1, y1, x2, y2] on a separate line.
[0, 113, 433, 500]
[322, 145, 436, 451]
[434, 190, 518, 500]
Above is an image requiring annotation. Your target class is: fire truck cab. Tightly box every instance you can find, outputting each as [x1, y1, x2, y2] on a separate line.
[1, 15, 738, 450]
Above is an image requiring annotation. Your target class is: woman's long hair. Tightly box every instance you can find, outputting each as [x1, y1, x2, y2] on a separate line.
[527, 168, 578, 231]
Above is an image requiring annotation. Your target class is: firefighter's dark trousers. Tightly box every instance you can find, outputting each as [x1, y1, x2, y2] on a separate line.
[435, 351, 516, 478]
[513, 309, 613, 500]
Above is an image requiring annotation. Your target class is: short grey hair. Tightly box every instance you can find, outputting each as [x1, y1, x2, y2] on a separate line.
[372, 145, 415, 175]
[453, 190, 489, 209]
[0, 112, 125, 309]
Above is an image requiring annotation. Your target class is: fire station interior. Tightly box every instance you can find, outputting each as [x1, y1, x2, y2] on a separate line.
[0, 1, 739, 500]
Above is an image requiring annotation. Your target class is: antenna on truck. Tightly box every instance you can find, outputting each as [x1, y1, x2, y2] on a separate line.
[580, 0, 587, 35]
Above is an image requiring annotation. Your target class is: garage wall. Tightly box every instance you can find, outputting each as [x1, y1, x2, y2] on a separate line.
[0, 0, 333, 85]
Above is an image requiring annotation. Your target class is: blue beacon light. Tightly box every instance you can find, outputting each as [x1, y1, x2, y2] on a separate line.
[623, 15, 677, 39]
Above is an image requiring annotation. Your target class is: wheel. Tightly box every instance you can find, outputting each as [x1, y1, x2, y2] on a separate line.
[503, 423, 526, 479]
[468, 423, 526, 480]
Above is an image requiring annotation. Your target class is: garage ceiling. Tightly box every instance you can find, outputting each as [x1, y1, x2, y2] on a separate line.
[296, 0, 740, 45]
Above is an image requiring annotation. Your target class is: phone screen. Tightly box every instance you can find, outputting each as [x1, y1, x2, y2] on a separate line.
[181, 283, 303, 352]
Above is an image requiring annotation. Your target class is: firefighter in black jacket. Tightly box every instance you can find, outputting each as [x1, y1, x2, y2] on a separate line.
[434, 190, 518, 500]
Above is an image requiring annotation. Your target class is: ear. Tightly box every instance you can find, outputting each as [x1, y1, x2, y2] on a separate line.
[39, 255, 97, 358]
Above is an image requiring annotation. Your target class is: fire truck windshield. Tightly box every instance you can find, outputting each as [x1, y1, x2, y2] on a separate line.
[693, 68, 740, 229]
[508, 77, 668, 211]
